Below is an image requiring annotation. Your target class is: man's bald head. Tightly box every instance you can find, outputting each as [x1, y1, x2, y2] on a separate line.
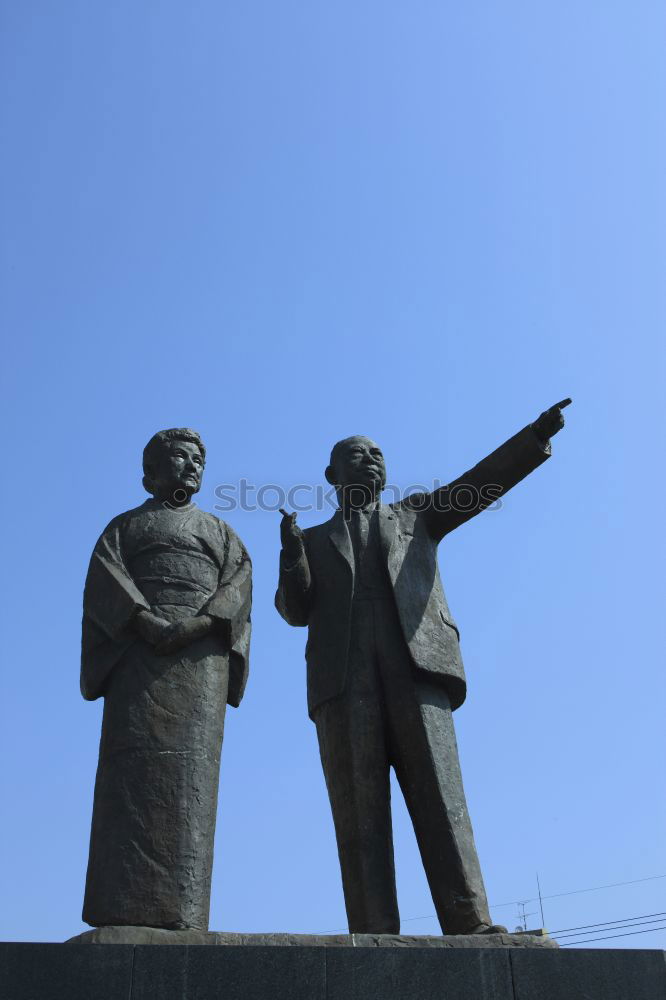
[325, 436, 386, 497]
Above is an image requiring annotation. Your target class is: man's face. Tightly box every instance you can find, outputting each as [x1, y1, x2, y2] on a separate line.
[332, 437, 386, 492]
[151, 439, 205, 502]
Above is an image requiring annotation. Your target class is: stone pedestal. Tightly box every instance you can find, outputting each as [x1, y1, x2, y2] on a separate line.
[2, 938, 664, 1000]
[65, 926, 557, 948]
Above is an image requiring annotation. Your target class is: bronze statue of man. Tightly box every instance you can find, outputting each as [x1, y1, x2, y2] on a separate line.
[81, 429, 251, 931]
[276, 401, 570, 936]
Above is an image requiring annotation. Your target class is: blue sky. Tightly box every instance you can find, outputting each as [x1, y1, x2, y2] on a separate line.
[1, 3, 664, 947]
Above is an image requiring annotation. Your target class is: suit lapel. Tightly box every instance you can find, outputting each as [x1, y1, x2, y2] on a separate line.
[328, 509, 354, 575]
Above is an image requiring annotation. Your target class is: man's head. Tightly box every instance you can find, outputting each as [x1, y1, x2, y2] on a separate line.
[142, 428, 206, 504]
[325, 435, 386, 506]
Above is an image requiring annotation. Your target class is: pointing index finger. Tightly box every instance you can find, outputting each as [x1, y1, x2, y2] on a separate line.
[554, 397, 572, 410]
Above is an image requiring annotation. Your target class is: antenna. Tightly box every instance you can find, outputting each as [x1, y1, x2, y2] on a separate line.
[536, 872, 546, 928]
[516, 901, 537, 932]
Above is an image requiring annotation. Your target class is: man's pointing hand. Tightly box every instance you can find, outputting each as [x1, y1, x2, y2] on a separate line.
[533, 398, 572, 445]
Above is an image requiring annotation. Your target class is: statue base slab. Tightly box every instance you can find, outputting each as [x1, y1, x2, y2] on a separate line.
[2, 939, 663, 1000]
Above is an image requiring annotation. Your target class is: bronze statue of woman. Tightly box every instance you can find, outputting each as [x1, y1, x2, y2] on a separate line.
[81, 428, 251, 931]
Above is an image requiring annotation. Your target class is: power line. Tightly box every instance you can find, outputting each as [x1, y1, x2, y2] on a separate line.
[560, 924, 666, 947]
[397, 872, 666, 924]
[550, 911, 666, 936]
[540, 874, 666, 904]
[554, 916, 666, 941]
[490, 873, 666, 910]
[327, 872, 666, 933]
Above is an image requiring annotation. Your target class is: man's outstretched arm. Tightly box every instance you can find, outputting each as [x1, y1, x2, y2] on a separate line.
[422, 399, 571, 542]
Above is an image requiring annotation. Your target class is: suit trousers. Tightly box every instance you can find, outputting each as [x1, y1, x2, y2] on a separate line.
[314, 596, 492, 935]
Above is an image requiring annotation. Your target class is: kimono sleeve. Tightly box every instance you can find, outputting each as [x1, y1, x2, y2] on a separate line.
[80, 515, 150, 701]
[200, 521, 252, 707]
[201, 523, 252, 648]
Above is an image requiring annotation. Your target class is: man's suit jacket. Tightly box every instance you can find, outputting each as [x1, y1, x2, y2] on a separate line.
[276, 425, 550, 718]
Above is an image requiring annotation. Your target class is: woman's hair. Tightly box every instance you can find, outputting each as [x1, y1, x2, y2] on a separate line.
[142, 428, 206, 494]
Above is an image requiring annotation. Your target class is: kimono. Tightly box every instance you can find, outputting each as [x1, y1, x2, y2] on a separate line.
[81, 499, 251, 930]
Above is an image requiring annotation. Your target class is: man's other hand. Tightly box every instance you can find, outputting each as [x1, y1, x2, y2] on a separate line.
[280, 509, 305, 564]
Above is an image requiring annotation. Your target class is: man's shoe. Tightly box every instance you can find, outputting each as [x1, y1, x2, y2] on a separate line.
[467, 922, 508, 935]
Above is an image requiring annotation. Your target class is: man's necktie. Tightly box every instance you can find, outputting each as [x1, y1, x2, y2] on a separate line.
[351, 508, 369, 558]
